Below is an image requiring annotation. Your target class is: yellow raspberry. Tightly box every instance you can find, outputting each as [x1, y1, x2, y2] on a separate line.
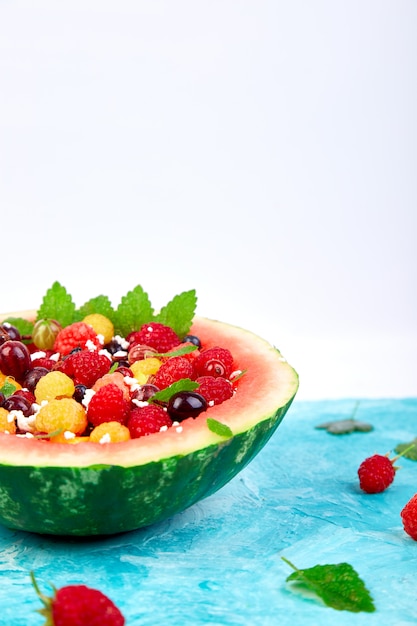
[35, 398, 87, 441]
[83, 314, 114, 344]
[34, 371, 75, 403]
[0, 407, 17, 434]
[130, 357, 161, 383]
[90, 421, 131, 444]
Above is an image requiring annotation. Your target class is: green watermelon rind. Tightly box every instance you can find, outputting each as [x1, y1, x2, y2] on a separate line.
[0, 399, 293, 536]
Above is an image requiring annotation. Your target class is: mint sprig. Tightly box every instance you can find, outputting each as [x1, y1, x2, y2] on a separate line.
[394, 438, 417, 461]
[282, 557, 375, 613]
[0, 380, 18, 398]
[33, 281, 197, 339]
[153, 345, 198, 358]
[206, 418, 233, 438]
[78, 295, 115, 321]
[113, 285, 154, 337]
[150, 379, 199, 404]
[37, 281, 78, 328]
[155, 289, 197, 338]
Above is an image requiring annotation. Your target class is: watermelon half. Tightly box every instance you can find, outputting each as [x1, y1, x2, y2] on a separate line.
[0, 313, 298, 536]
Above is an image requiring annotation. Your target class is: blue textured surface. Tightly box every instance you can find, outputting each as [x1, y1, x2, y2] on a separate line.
[1, 398, 417, 625]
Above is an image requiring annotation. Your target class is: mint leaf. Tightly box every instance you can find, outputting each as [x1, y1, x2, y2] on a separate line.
[315, 419, 373, 435]
[153, 345, 198, 358]
[37, 281, 77, 328]
[155, 289, 197, 338]
[207, 418, 233, 438]
[282, 557, 375, 613]
[315, 401, 373, 435]
[77, 295, 115, 320]
[2, 318, 34, 341]
[113, 285, 154, 337]
[150, 378, 199, 404]
[394, 438, 417, 461]
[0, 380, 18, 398]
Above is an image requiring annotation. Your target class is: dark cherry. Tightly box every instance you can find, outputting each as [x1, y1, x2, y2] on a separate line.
[73, 384, 87, 403]
[116, 365, 133, 377]
[0, 340, 31, 381]
[1, 323, 21, 341]
[0, 327, 11, 346]
[131, 384, 160, 403]
[167, 391, 207, 421]
[182, 334, 201, 349]
[0, 392, 5, 406]
[23, 367, 49, 393]
[3, 394, 33, 417]
[13, 389, 36, 405]
[104, 339, 126, 355]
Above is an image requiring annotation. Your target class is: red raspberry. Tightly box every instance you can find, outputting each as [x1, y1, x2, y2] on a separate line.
[87, 383, 131, 426]
[196, 376, 234, 406]
[153, 356, 194, 389]
[357, 453, 397, 493]
[401, 493, 417, 540]
[128, 404, 172, 438]
[32, 572, 125, 626]
[193, 346, 234, 379]
[31, 356, 57, 370]
[127, 322, 180, 353]
[57, 351, 111, 387]
[54, 322, 102, 356]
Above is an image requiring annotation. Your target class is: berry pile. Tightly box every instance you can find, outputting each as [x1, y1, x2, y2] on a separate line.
[0, 318, 241, 444]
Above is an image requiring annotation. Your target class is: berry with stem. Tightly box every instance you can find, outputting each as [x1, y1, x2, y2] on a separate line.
[31, 571, 125, 626]
[357, 444, 415, 494]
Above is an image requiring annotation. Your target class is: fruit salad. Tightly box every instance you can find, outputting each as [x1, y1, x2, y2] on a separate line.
[0, 283, 242, 444]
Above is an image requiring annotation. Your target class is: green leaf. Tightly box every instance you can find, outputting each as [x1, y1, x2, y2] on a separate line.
[1, 318, 34, 342]
[394, 438, 417, 461]
[155, 289, 197, 338]
[315, 419, 373, 435]
[282, 557, 375, 613]
[77, 295, 115, 321]
[150, 378, 199, 404]
[153, 345, 198, 358]
[37, 281, 77, 328]
[113, 285, 154, 337]
[0, 380, 18, 398]
[206, 417, 233, 438]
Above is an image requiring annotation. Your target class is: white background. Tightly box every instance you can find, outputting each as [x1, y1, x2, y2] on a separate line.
[0, 1, 416, 400]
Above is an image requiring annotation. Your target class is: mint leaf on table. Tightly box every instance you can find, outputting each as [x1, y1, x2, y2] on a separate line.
[315, 401, 372, 435]
[282, 557, 375, 613]
[315, 419, 373, 435]
[37, 281, 77, 327]
[395, 438, 417, 461]
[206, 417, 233, 438]
[155, 289, 197, 338]
[77, 295, 115, 321]
[150, 378, 199, 404]
[113, 285, 154, 337]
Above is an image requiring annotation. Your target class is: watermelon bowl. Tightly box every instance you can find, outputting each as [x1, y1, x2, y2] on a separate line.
[0, 310, 298, 536]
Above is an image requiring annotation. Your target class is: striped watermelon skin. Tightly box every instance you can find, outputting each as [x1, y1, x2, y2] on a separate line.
[0, 315, 298, 535]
